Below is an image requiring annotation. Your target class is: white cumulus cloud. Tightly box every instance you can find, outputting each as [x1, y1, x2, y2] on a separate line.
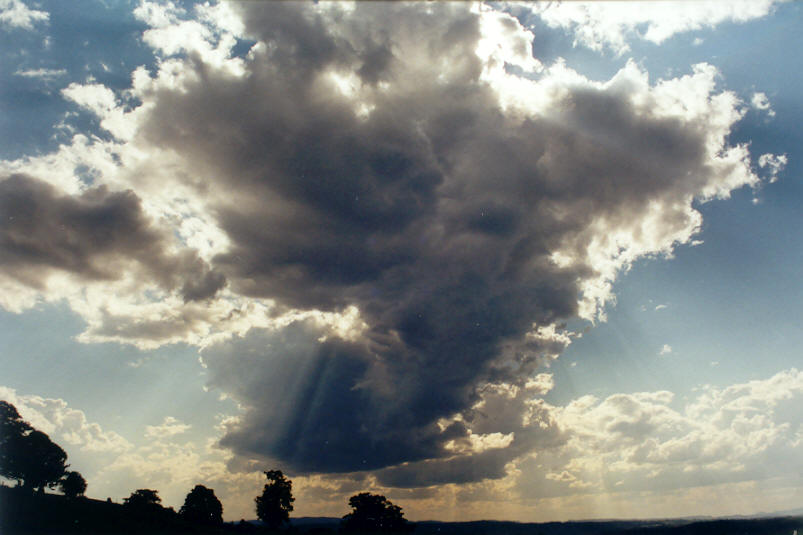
[525, 1, 778, 55]
[0, 0, 47, 30]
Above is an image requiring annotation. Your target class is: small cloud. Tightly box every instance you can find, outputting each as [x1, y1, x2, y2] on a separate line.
[692, 37, 704, 46]
[144, 416, 191, 439]
[689, 239, 704, 247]
[127, 358, 146, 368]
[751, 91, 776, 117]
[758, 153, 788, 183]
[659, 344, 672, 356]
[14, 68, 67, 79]
[570, 361, 577, 368]
[654, 304, 668, 311]
[710, 361, 719, 367]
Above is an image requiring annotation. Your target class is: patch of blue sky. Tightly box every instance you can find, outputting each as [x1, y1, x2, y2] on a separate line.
[541, 3, 802, 404]
[0, 0, 156, 159]
[0, 304, 235, 446]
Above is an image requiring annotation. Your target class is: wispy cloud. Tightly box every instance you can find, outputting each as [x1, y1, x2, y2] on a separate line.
[14, 67, 66, 79]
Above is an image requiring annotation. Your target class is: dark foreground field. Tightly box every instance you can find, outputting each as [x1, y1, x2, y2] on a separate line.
[2, 486, 801, 535]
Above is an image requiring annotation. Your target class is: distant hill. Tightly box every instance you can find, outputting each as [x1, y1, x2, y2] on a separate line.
[411, 518, 803, 535]
[290, 517, 343, 526]
[285, 516, 803, 535]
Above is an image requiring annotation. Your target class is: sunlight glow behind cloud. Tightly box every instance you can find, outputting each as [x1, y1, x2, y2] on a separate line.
[0, 0, 798, 523]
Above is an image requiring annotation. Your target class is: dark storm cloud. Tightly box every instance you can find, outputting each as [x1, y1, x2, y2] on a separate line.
[207, 321, 457, 473]
[0, 173, 225, 301]
[144, 3, 739, 482]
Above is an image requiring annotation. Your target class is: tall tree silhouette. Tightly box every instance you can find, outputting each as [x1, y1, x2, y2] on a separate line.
[255, 470, 294, 529]
[342, 493, 413, 533]
[59, 470, 87, 498]
[180, 484, 223, 526]
[19, 430, 68, 492]
[0, 400, 32, 484]
[1, 401, 68, 492]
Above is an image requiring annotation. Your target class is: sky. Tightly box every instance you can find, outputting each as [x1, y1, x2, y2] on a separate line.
[0, 0, 801, 523]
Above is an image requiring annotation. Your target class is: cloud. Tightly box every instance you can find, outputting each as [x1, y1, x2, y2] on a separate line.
[0, 0, 47, 31]
[144, 416, 191, 439]
[758, 153, 788, 183]
[751, 91, 776, 117]
[659, 344, 673, 355]
[5, 364, 801, 522]
[0, 173, 225, 303]
[14, 68, 67, 79]
[506, 368, 803, 509]
[522, 1, 778, 55]
[205, 321, 446, 474]
[0, 2, 775, 485]
[0, 386, 130, 455]
[187, 3, 758, 478]
[0, 386, 266, 518]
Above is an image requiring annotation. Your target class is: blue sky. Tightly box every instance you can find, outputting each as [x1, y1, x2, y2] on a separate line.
[0, 0, 800, 522]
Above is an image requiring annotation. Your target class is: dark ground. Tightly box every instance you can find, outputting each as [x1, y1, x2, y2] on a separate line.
[1, 486, 801, 534]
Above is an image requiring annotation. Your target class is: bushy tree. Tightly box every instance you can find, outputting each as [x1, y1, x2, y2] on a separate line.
[341, 493, 412, 533]
[255, 470, 294, 529]
[124, 489, 178, 526]
[20, 430, 69, 492]
[124, 489, 163, 510]
[0, 401, 68, 492]
[180, 484, 223, 526]
[0, 401, 32, 442]
[59, 470, 87, 498]
[0, 400, 32, 483]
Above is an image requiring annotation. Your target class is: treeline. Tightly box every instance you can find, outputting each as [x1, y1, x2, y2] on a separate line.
[1, 400, 412, 533]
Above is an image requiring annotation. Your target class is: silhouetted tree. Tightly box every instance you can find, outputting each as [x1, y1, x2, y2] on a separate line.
[124, 489, 176, 526]
[0, 400, 33, 484]
[59, 470, 87, 498]
[341, 493, 413, 533]
[0, 401, 32, 442]
[180, 484, 223, 526]
[255, 469, 294, 529]
[124, 488, 162, 507]
[17, 430, 68, 492]
[1, 401, 69, 492]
